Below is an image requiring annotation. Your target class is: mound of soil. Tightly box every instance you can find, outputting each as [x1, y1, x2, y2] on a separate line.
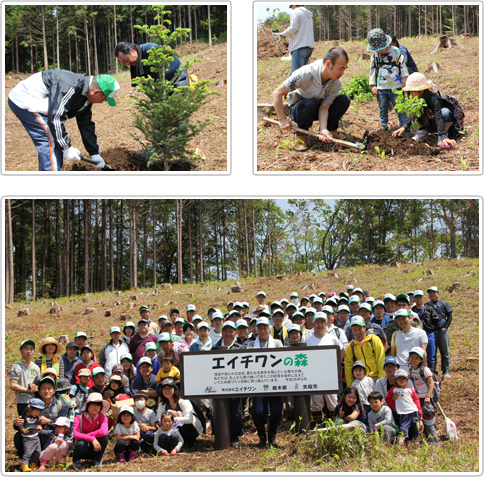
[66, 148, 195, 171]
[257, 25, 289, 60]
[366, 130, 441, 157]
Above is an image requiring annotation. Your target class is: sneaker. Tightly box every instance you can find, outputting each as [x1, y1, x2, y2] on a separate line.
[330, 130, 345, 140]
[128, 450, 137, 461]
[256, 436, 267, 448]
[116, 453, 126, 463]
[38, 465, 46, 471]
[444, 373, 451, 379]
[73, 461, 82, 470]
[412, 129, 429, 141]
[230, 440, 239, 448]
[380, 125, 388, 131]
[294, 134, 310, 152]
[94, 460, 102, 468]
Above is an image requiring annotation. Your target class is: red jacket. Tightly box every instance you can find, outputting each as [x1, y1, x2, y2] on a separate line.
[385, 385, 422, 415]
[73, 361, 101, 388]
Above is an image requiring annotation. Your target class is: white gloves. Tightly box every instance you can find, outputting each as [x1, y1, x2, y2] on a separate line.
[63, 147, 81, 162]
[91, 154, 106, 169]
[272, 32, 281, 38]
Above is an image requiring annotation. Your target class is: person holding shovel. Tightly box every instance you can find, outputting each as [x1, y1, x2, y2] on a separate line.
[271, 47, 351, 152]
[8, 69, 120, 171]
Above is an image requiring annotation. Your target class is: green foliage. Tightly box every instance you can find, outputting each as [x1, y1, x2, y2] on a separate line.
[341, 74, 374, 103]
[394, 90, 427, 130]
[132, 6, 216, 168]
[264, 8, 290, 31]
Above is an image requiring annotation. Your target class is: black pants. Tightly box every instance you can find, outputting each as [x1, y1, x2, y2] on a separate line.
[229, 398, 243, 442]
[114, 439, 140, 454]
[73, 435, 109, 462]
[289, 95, 351, 132]
[178, 424, 199, 447]
[157, 434, 180, 452]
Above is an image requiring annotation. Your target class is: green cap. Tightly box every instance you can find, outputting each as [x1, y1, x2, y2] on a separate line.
[427, 286, 440, 293]
[20, 339, 35, 350]
[96, 74, 119, 106]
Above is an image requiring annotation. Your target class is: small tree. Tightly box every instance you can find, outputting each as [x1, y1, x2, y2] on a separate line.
[394, 89, 427, 131]
[132, 5, 215, 170]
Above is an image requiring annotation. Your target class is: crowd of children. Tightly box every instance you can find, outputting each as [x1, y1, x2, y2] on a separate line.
[10, 285, 453, 470]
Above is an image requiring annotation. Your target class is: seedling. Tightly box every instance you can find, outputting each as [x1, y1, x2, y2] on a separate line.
[275, 138, 295, 157]
[394, 90, 426, 131]
[342, 74, 374, 103]
[460, 157, 469, 171]
[374, 146, 385, 162]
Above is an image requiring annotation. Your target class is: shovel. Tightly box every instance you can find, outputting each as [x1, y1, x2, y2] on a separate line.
[263, 117, 366, 151]
[80, 154, 115, 171]
[435, 401, 458, 440]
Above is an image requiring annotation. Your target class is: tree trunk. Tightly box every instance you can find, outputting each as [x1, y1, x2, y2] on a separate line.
[244, 200, 250, 277]
[194, 6, 198, 41]
[188, 5, 192, 43]
[6, 200, 14, 303]
[102, 199, 107, 291]
[114, 6, 118, 74]
[31, 200, 36, 301]
[207, 6, 212, 47]
[188, 204, 193, 283]
[56, 8, 60, 69]
[84, 199, 89, 293]
[252, 200, 257, 278]
[152, 202, 157, 288]
[41, 6, 48, 70]
[110, 200, 114, 291]
[56, 201, 62, 297]
[199, 201, 204, 282]
[75, 32, 79, 74]
[176, 200, 183, 284]
[65, 199, 70, 297]
[130, 5, 134, 43]
[92, 8, 99, 76]
[84, 18, 91, 75]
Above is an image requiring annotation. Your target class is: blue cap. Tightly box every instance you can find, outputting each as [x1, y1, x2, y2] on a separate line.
[384, 356, 399, 367]
[29, 398, 45, 410]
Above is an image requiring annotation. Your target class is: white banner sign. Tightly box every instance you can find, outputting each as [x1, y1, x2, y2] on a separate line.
[180, 346, 341, 398]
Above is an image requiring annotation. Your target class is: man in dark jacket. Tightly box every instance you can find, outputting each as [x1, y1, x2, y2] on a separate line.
[114, 42, 189, 88]
[8, 69, 120, 171]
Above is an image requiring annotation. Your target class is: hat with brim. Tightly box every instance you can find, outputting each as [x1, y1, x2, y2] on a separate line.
[158, 315, 168, 323]
[161, 378, 178, 389]
[124, 322, 135, 329]
[256, 317, 271, 326]
[352, 360, 367, 371]
[39, 376, 56, 388]
[272, 309, 284, 317]
[349, 315, 366, 327]
[157, 332, 173, 342]
[192, 315, 203, 323]
[367, 28, 392, 52]
[222, 321, 236, 330]
[39, 337, 63, 355]
[41, 367, 59, 378]
[54, 416, 71, 428]
[257, 291, 266, 298]
[384, 356, 399, 368]
[139, 305, 150, 313]
[394, 369, 409, 380]
[183, 322, 195, 332]
[396, 294, 410, 305]
[187, 304, 196, 312]
[78, 368, 92, 377]
[138, 357, 153, 367]
[138, 318, 150, 324]
[55, 378, 72, 392]
[402, 72, 437, 92]
[198, 322, 210, 330]
[145, 342, 157, 351]
[82, 392, 110, 413]
[75, 332, 87, 339]
[211, 311, 224, 321]
[92, 367, 105, 376]
[313, 312, 328, 322]
[169, 308, 180, 315]
[236, 319, 248, 329]
[427, 286, 440, 293]
[409, 346, 426, 359]
[119, 405, 135, 415]
[287, 324, 302, 334]
[96, 74, 120, 107]
[413, 290, 424, 297]
[109, 375, 123, 383]
[120, 353, 133, 362]
[66, 342, 79, 349]
[20, 339, 35, 350]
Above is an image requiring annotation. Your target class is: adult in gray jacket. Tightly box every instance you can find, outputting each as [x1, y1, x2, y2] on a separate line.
[8, 69, 120, 171]
[273, 6, 315, 74]
[272, 47, 350, 152]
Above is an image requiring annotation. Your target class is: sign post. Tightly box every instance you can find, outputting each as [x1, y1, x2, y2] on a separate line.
[180, 346, 342, 446]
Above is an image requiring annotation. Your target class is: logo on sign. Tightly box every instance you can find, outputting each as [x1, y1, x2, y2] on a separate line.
[204, 386, 217, 393]
[263, 385, 269, 391]
[295, 383, 299, 390]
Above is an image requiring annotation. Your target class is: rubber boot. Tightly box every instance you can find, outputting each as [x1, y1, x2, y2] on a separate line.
[30, 464, 38, 470]
[255, 427, 267, 448]
[116, 453, 126, 463]
[39, 460, 48, 471]
[268, 433, 278, 448]
[311, 411, 323, 429]
[128, 450, 137, 461]
[22, 464, 31, 472]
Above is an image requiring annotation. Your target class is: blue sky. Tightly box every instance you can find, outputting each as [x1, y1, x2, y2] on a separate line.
[256, 4, 292, 23]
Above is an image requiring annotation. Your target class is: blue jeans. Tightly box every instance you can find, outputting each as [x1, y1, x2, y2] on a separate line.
[398, 412, 419, 439]
[8, 97, 63, 171]
[252, 396, 284, 437]
[434, 330, 450, 374]
[291, 47, 313, 74]
[377, 89, 408, 128]
[289, 95, 351, 132]
[441, 107, 453, 127]
[426, 332, 436, 366]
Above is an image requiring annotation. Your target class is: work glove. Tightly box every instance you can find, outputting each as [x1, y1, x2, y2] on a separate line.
[91, 154, 106, 169]
[63, 147, 81, 162]
[272, 32, 281, 38]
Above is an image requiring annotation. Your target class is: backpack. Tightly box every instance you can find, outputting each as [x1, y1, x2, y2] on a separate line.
[418, 367, 442, 403]
[440, 94, 465, 132]
[350, 335, 374, 356]
[374, 48, 403, 77]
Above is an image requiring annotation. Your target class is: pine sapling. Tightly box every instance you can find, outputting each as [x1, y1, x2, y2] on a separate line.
[394, 89, 427, 131]
[131, 6, 216, 170]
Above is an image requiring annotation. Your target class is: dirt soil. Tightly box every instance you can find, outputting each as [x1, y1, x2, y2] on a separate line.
[3, 259, 480, 472]
[4, 42, 227, 172]
[257, 35, 479, 171]
[257, 25, 290, 60]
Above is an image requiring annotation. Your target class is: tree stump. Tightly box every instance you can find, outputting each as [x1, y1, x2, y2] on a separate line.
[275, 275, 287, 281]
[431, 36, 463, 54]
[425, 62, 441, 73]
[49, 306, 62, 314]
[105, 310, 112, 317]
[58, 335, 69, 346]
[70, 298, 77, 303]
[327, 270, 340, 278]
[81, 308, 96, 315]
[425, 269, 436, 276]
[358, 53, 371, 62]
[130, 295, 138, 301]
[113, 291, 122, 296]
[113, 301, 122, 306]
[18, 309, 30, 317]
